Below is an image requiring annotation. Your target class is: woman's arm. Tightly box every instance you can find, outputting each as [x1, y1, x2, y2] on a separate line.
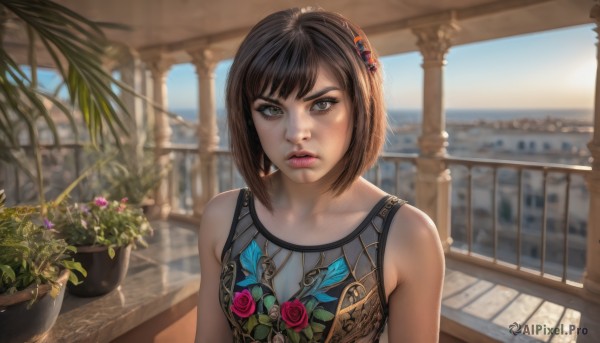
[386, 205, 445, 343]
[195, 191, 238, 342]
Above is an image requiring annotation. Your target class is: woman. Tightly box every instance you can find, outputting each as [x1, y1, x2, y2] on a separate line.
[196, 7, 444, 343]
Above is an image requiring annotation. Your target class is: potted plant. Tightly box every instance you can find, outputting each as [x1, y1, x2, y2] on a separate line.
[49, 196, 152, 297]
[0, 189, 85, 342]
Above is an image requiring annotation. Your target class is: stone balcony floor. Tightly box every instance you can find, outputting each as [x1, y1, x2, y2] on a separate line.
[438, 258, 600, 342]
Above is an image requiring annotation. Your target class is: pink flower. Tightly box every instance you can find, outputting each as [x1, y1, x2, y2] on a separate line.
[94, 196, 108, 208]
[281, 299, 308, 332]
[120, 197, 128, 204]
[230, 289, 255, 318]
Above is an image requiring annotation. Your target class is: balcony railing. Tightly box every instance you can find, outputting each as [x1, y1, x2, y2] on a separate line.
[0, 143, 591, 293]
[442, 156, 590, 291]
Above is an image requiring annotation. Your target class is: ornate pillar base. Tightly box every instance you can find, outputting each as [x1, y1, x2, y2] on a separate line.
[147, 152, 172, 220]
[147, 202, 172, 220]
[415, 157, 453, 251]
[192, 152, 218, 217]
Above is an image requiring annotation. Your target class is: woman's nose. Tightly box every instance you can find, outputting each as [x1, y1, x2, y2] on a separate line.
[284, 110, 311, 144]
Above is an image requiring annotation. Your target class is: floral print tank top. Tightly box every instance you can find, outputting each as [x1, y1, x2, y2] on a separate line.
[219, 188, 406, 342]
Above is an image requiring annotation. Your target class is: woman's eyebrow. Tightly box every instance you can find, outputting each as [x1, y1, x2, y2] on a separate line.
[302, 86, 340, 102]
[256, 86, 340, 104]
[255, 96, 282, 105]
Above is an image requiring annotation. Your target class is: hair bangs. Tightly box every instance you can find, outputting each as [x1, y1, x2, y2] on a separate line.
[245, 35, 323, 101]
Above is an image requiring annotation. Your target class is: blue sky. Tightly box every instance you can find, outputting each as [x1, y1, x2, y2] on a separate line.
[166, 23, 596, 111]
[36, 23, 596, 112]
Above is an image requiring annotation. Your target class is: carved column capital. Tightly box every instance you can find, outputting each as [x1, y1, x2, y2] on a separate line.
[412, 21, 459, 66]
[142, 53, 174, 80]
[105, 43, 140, 68]
[188, 48, 220, 79]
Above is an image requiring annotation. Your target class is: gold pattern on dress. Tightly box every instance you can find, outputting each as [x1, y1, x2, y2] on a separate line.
[325, 283, 382, 343]
[260, 256, 276, 282]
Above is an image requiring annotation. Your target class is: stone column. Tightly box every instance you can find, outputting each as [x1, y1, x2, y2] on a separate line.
[412, 20, 458, 251]
[188, 48, 220, 217]
[143, 54, 173, 219]
[143, 68, 155, 145]
[117, 47, 145, 163]
[584, 1, 600, 296]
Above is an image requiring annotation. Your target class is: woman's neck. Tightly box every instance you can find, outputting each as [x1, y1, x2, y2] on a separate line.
[265, 170, 348, 218]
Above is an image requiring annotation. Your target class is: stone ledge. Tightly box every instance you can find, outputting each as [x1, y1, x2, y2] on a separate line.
[441, 257, 600, 343]
[44, 221, 200, 343]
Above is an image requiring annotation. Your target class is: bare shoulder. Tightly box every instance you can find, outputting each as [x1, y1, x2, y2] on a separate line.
[201, 188, 242, 223]
[385, 203, 445, 286]
[198, 188, 243, 262]
[390, 204, 439, 246]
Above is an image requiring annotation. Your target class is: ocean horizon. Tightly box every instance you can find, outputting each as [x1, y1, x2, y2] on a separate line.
[171, 108, 593, 125]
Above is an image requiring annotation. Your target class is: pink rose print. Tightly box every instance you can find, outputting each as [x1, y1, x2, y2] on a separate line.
[230, 289, 256, 318]
[281, 299, 309, 332]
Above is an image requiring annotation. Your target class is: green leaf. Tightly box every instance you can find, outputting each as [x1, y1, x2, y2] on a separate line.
[67, 270, 81, 285]
[264, 295, 276, 311]
[311, 322, 326, 333]
[244, 315, 258, 333]
[253, 324, 270, 340]
[108, 246, 115, 259]
[286, 328, 300, 343]
[251, 285, 263, 301]
[258, 314, 272, 325]
[305, 298, 318, 313]
[302, 325, 314, 340]
[312, 308, 335, 322]
[0, 265, 16, 283]
[62, 259, 87, 277]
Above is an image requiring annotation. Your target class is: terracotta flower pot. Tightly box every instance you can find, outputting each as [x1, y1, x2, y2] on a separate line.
[0, 269, 69, 343]
[68, 244, 132, 297]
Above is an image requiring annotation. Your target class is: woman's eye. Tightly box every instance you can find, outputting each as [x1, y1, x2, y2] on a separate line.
[257, 105, 284, 117]
[311, 99, 338, 112]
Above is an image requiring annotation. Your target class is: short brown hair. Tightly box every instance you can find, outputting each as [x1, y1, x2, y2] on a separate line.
[226, 7, 386, 209]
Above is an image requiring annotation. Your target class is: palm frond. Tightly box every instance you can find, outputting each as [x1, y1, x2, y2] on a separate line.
[1, 0, 131, 147]
[0, 0, 136, 203]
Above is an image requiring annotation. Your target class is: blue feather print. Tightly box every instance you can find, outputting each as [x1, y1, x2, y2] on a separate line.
[302, 257, 350, 302]
[320, 257, 350, 288]
[237, 240, 262, 287]
[314, 292, 337, 303]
